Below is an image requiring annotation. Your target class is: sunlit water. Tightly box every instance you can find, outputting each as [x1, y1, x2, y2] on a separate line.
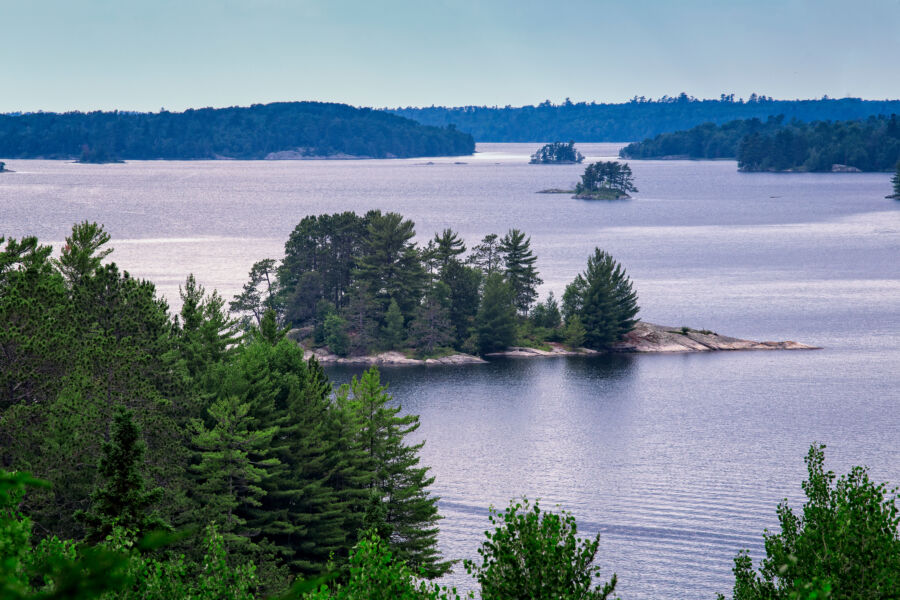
[2, 144, 899, 598]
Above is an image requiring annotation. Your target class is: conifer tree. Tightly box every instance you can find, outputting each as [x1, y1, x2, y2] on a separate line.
[230, 258, 280, 328]
[500, 229, 542, 315]
[53, 221, 112, 288]
[176, 274, 240, 388]
[381, 299, 405, 351]
[440, 260, 482, 346]
[79, 406, 167, 543]
[348, 368, 449, 577]
[476, 273, 517, 355]
[468, 233, 502, 275]
[892, 161, 900, 198]
[354, 211, 426, 319]
[191, 396, 279, 556]
[431, 228, 466, 275]
[563, 248, 639, 349]
[408, 282, 454, 356]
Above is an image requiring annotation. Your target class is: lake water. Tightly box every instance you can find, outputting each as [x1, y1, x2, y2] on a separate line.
[2, 144, 899, 598]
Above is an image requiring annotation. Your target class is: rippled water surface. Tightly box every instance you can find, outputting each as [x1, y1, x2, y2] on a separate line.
[2, 144, 899, 598]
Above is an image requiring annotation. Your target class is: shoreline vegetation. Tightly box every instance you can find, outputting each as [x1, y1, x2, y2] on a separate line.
[299, 320, 818, 366]
[0, 101, 475, 160]
[620, 114, 900, 173]
[529, 141, 584, 164]
[538, 160, 636, 200]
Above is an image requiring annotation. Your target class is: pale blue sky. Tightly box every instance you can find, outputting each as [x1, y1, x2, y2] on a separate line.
[2, 0, 899, 112]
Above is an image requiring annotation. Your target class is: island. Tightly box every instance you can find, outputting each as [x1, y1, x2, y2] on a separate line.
[538, 160, 637, 200]
[890, 161, 900, 198]
[530, 141, 584, 164]
[76, 146, 124, 164]
[0, 101, 475, 160]
[0, 161, 7, 172]
[232, 211, 812, 367]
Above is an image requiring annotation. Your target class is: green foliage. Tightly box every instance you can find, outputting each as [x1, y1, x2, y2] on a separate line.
[531, 292, 562, 330]
[439, 261, 482, 346]
[230, 258, 281, 328]
[499, 229, 542, 315]
[530, 141, 584, 164]
[575, 161, 637, 195]
[381, 299, 406, 351]
[78, 406, 168, 543]
[724, 444, 900, 600]
[191, 397, 279, 556]
[464, 498, 617, 600]
[563, 248, 639, 349]
[622, 114, 900, 173]
[304, 534, 469, 600]
[323, 314, 350, 357]
[0, 102, 475, 160]
[467, 234, 502, 275]
[408, 283, 454, 356]
[343, 368, 449, 577]
[431, 229, 466, 274]
[475, 273, 518, 355]
[53, 221, 113, 288]
[563, 315, 586, 349]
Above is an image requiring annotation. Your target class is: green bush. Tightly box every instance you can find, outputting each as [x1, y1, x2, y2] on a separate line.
[464, 499, 617, 600]
[722, 444, 900, 600]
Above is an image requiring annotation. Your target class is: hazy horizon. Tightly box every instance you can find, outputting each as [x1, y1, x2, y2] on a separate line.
[3, 0, 899, 113]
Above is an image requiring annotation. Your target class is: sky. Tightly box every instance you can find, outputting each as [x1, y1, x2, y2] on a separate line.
[2, 0, 899, 112]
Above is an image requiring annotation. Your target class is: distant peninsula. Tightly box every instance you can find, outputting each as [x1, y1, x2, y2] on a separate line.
[620, 114, 900, 173]
[0, 101, 475, 160]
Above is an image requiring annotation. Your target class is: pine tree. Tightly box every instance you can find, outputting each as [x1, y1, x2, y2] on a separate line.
[176, 274, 240, 388]
[342, 282, 380, 355]
[79, 406, 168, 543]
[476, 273, 518, 355]
[563, 248, 639, 349]
[468, 233, 502, 275]
[431, 228, 466, 275]
[191, 396, 279, 556]
[500, 229, 542, 315]
[230, 258, 280, 328]
[53, 221, 112, 288]
[354, 211, 426, 319]
[408, 282, 454, 356]
[440, 260, 482, 346]
[381, 299, 405, 351]
[348, 368, 449, 577]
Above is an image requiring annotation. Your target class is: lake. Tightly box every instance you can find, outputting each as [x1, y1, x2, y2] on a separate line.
[2, 144, 898, 598]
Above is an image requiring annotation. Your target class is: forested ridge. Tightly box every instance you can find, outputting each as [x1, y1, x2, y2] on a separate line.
[619, 114, 900, 172]
[0, 102, 475, 160]
[389, 94, 900, 142]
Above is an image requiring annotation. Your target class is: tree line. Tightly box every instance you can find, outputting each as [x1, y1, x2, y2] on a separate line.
[0, 102, 475, 160]
[6, 441, 900, 599]
[0, 223, 450, 595]
[620, 114, 900, 172]
[231, 212, 640, 358]
[389, 94, 900, 142]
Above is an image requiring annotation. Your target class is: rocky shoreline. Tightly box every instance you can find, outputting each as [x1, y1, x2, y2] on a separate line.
[297, 321, 819, 367]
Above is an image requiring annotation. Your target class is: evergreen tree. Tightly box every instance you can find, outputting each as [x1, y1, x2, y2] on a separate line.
[468, 233, 502, 275]
[230, 258, 280, 328]
[563, 248, 639, 349]
[500, 229, 542, 315]
[349, 368, 449, 577]
[531, 292, 562, 330]
[564, 315, 586, 349]
[408, 282, 454, 356]
[440, 260, 482, 345]
[342, 282, 380, 355]
[431, 228, 466, 275]
[176, 274, 240, 388]
[475, 273, 517, 355]
[191, 396, 279, 556]
[79, 406, 167, 543]
[354, 211, 426, 319]
[53, 221, 112, 288]
[381, 299, 405, 351]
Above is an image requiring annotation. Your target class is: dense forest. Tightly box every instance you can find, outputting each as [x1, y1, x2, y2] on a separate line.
[0, 102, 475, 160]
[389, 94, 900, 142]
[231, 211, 639, 358]
[620, 115, 900, 172]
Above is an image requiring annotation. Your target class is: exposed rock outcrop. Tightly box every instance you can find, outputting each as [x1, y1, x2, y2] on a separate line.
[609, 321, 820, 353]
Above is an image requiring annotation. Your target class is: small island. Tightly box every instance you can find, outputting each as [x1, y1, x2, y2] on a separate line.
[530, 141, 584, 164]
[539, 160, 637, 200]
[0, 161, 7, 173]
[76, 146, 124, 164]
